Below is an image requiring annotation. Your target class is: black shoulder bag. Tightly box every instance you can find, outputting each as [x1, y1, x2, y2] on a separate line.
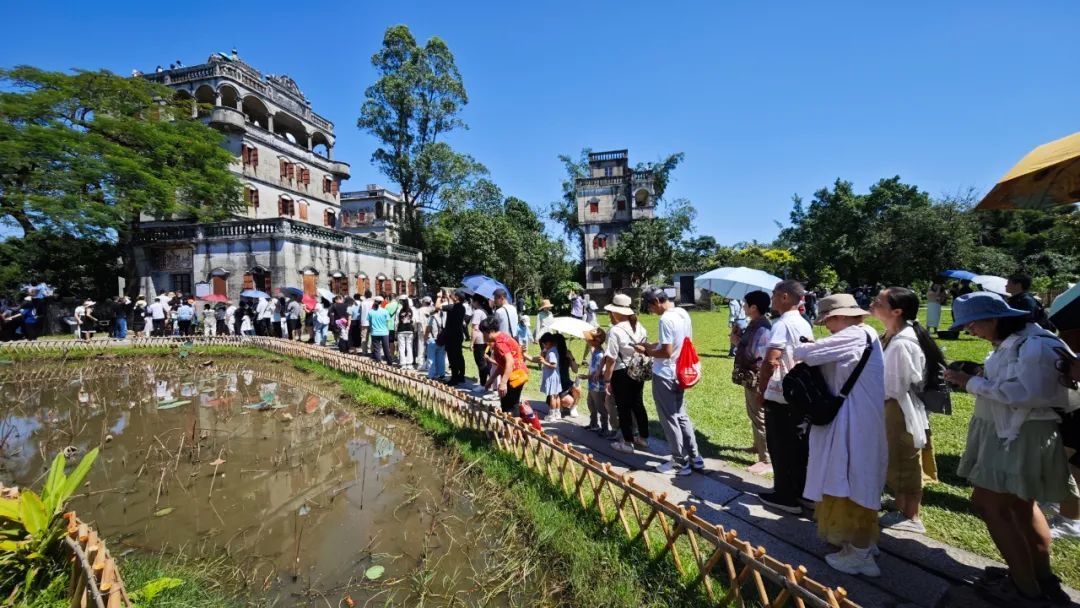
[782, 334, 872, 426]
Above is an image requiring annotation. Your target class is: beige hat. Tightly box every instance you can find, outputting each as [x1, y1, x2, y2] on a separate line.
[604, 293, 635, 316]
[815, 294, 868, 325]
[539, 299, 554, 310]
[83, 300, 95, 307]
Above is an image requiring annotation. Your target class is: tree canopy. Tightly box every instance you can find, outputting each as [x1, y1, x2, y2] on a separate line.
[0, 66, 242, 296]
[357, 25, 486, 247]
[603, 198, 696, 289]
[778, 176, 1078, 290]
[423, 181, 574, 301]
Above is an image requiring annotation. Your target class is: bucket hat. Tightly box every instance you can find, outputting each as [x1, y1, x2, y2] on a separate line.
[539, 299, 554, 310]
[604, 293, 635, 316]
[950, 291, 1029, 330]
[815, 294, 868, 325]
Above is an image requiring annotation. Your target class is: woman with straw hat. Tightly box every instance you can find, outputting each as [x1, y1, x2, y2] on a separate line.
[535, 299, 554, 338]
[793, 294, 886, 577]
[602, 293, 650, 454]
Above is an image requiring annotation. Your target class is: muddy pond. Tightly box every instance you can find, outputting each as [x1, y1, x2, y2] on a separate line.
[0, 358, 552, 606]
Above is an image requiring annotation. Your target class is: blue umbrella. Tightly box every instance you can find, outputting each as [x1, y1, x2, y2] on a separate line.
[940, 269, 977, 281]
[462, 275, 512, 303]
[240, 289, 271, 299]
[280, 287, 303, 298]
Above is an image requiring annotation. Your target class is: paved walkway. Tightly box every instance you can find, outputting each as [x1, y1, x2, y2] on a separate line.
[458, 382, 1078, 608]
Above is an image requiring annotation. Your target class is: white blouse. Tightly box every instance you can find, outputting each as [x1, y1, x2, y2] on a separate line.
[884, 325, 930, 449]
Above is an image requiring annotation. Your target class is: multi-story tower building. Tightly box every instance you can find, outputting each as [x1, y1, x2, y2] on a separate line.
[134, 51, 421, 300]
[339, 185, 406, 243]
[576, 150, 655, 298]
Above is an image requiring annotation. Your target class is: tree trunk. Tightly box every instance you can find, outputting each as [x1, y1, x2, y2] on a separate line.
[118, 217, 142, 299]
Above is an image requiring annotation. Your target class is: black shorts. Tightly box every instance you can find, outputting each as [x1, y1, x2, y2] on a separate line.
[500, 383, 525, 414]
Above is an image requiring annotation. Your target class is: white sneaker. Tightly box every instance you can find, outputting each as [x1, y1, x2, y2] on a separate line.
[543, 411, 562, 422]
[567, 407, 579, 418]
[889, 517, 927, 534]
[611, 441, 635, 454]
[825, 546, 880, 577]
[654, 460, 677, 474]
[1050, 516, 1080, 539]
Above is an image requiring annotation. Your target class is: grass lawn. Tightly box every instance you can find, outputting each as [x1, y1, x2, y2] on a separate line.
[458, 306, 1080, 589]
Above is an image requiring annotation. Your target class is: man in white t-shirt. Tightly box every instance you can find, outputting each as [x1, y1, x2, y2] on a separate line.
[756, 279, 815, 514]
[359, 290, 374, 354]
[147, 299, 167, 336]
[640, 288, 704, 476]
[492, 289, 518, 335]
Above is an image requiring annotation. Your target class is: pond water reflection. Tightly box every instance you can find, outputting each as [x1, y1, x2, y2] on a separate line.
[0, 360, 541, 606]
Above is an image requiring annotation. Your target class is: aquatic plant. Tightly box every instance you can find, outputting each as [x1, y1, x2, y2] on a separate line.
[0, 447, 99, 601]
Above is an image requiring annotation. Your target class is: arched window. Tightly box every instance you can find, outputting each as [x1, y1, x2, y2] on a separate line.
[246, 266, 271, 292]
[588, 198, 599, 214]
[298, 200, 308, 220]
[278, 195, 295, 217]
[408, 278, 418, 297]
[210, 268, 229, 296]
[330, 271, 348, 296]
[592, 234, 608, 250]
[324, 209, 336, 227]
[375, 274, 389, 296]
[356, 273, 369, 295]
[394, 276, 406, 296]
[244, 184, 259, 208]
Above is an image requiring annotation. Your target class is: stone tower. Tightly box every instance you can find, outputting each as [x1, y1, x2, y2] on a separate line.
[575, 150, 655, 299]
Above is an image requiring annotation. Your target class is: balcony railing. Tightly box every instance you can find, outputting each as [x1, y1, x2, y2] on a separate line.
[589, 150, 628, 162]
[144, 62, 334, 133]
[134, 218, 421, 262]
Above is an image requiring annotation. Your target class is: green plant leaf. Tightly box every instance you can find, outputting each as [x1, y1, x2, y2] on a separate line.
[42, 452, 67, 516]
[18, 492, 47, 537]
[364, 565, 385, 580]
[0, 498, 21, 523]
[57, 447, 99, 509]
[131, 576, 183, 602]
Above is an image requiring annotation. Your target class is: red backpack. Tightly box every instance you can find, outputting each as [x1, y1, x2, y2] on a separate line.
[676, 336, 702, 389]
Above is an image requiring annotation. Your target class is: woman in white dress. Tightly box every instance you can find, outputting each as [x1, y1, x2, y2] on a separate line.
[794, 294, 887, 577]
[925, 280, 946, 333]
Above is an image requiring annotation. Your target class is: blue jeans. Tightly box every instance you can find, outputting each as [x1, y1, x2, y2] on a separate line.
[114, 317, 127, 339]
[427, 340, 446, 379]
[314, 321, 328, 346]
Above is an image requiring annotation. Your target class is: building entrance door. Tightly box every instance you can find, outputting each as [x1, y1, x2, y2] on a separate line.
[679, 275, 696, 305]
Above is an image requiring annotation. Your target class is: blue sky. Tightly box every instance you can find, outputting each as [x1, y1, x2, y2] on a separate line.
[5, 1, 1080, 245]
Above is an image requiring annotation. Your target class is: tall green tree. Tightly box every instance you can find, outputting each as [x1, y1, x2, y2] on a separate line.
[0, 66, 242, 295]
[357, 25, 486, 247]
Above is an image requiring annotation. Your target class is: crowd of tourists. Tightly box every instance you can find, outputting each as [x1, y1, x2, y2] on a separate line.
[3, 274, 1079, 605]
[726, 277, 1080, 606]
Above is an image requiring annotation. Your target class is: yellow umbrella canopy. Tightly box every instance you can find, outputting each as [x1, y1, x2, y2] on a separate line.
[976, 131, 1080, 210]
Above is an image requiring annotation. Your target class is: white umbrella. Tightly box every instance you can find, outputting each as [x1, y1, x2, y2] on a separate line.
[317, 288, 336, 303]
[694, 267, 783, 300]
[541, 316, 595, 340]
[973, 274, 1009, 296]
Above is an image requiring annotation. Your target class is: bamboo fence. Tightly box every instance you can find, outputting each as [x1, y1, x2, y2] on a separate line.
[63, 511, 130, 608]
[1, 337, 863, 608]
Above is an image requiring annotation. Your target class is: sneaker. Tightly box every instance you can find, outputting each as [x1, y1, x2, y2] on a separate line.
[654, 460, 678, 474]
[878, 511, 906, 528]
[611, 441, 635, 454]
[690, 456, 706, 471]
[632, 437, 649, 450]
[825, 546, 880, 577]
[888, 517, 927, 534]
[757, 492, 801, 515]
[747, 461, 773, 475]
[676, 465, 692, 477]
[1049, 516, 1080, 539]
[567, 407, 580, 418]
[542, 412, 562, 422]
[585, 424, 601, 432]
[602, 430, 620, 440]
